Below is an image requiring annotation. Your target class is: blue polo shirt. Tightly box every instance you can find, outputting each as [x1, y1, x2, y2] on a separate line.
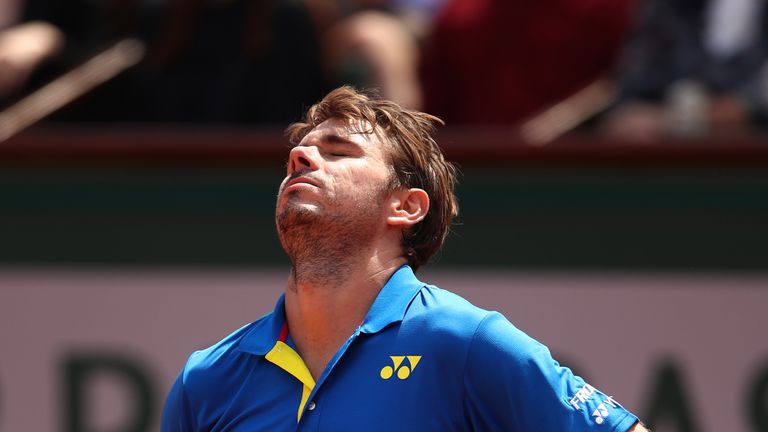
[162, 265, 638, 431]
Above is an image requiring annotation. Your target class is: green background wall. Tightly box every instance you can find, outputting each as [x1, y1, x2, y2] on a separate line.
[3, 159, 766, 270]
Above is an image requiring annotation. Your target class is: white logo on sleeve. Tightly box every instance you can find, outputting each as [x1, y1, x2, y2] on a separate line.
[570, 385, 620, 425]
[592, 403, 609, 424]
[592, 397, 618, 424]
[569, 383, 596, 410]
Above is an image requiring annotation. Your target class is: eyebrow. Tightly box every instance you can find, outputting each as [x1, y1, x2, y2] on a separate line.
[296, 131, 366, 150]
[325, 133, 359, 146]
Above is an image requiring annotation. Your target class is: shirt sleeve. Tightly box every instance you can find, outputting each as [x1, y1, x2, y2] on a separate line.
[462, 312, 638, 432]
[161, 372, 195, 432]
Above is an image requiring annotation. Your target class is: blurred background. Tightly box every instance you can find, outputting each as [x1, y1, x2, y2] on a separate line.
[1, 0, 767, 431]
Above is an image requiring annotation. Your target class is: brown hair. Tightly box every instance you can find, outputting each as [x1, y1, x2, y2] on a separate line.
[285, 86, 459, 270]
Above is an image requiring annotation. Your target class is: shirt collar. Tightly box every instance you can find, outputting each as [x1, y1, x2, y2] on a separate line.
[237, 293, 287, 355]
[237, 265, 425, 355]
[360, 264, 424, 334]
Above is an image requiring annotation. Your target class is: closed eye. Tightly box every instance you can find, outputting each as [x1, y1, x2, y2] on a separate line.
[321, 134, 363, 157]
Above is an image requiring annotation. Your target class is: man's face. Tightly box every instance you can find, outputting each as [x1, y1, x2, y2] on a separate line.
[275, 117, 395, 247]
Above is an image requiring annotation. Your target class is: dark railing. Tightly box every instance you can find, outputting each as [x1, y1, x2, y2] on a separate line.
[2, 126, 768, 164]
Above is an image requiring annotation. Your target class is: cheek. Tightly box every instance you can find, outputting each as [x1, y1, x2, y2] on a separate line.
[327, 161, 392, 198]
[340, 172, 385, 196]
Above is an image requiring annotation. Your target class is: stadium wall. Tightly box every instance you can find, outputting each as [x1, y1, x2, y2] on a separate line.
[0, 269, 766, 432]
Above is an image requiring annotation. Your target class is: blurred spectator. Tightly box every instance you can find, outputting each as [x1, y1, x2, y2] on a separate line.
[0, 0, 22, 29]
[601, 0, 768, 141]
[0, 0, 63, 100]
[19, 0, 330, 124]
[421, 0, 633, 126]
[318, 0, 448, 109]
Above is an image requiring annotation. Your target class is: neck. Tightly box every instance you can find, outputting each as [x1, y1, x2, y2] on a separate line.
[284, 247, 406, 379]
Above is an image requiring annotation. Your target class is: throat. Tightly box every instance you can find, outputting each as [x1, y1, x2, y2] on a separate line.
[279, 219, 370, 290]
[284, 271, 377, 381]
[276, 192, 385, 288]
[301, 345, 341, 381]
[289, 254, 354, 291]
[286, 301, 363, 380]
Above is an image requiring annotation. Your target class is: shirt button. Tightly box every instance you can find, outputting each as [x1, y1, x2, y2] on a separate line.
[307, 401, 316, 411]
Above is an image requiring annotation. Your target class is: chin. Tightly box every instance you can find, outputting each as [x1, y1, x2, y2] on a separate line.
[276, 204, 322, 231]
[280, 199, 322, 216]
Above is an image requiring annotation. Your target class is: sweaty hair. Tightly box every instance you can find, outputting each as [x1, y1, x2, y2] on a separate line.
[285, 86, 459, 271]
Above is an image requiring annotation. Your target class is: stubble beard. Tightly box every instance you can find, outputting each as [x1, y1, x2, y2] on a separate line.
[276, 189, 384, 289]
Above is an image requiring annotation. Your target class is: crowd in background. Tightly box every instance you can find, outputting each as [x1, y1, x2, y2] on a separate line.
[1, 0, 768, 140]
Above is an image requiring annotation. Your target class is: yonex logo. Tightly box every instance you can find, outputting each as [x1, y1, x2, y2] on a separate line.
[592, 403, 609, 424]
[592, 397, 618, 425]
[569, 383, 622, 425]
[379, 355, 421, 380]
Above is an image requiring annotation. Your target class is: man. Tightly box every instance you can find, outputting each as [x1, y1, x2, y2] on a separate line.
[162, 86, 649, 431]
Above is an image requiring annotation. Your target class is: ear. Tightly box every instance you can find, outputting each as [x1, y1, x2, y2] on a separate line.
[386, 188, 429, 228]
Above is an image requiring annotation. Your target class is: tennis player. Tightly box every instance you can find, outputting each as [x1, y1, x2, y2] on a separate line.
[162, 86, 649, 431]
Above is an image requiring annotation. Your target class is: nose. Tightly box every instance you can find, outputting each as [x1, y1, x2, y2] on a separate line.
[287, 145, 320, 174]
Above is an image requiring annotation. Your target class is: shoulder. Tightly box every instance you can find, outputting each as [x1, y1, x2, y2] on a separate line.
[177, 318, 265, 395]
[163, 319, 268, 431]
[403, 284, 534, 353]
[405, 283, 551, 365]
[405, 284, 490, 334]
[408, 284, 526, 330]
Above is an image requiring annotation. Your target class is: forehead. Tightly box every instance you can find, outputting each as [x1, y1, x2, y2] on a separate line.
[299, 118, 390, 156]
